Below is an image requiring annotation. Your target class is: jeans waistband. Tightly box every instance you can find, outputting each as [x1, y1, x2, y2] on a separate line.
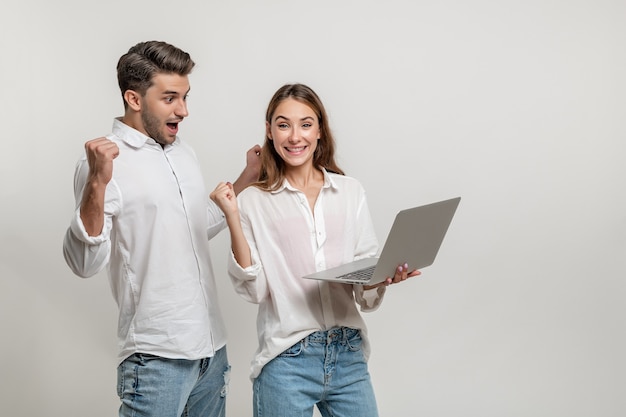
[304, 327, 360, 344]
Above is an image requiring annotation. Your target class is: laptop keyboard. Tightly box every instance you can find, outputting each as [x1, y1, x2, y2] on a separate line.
[336, 265, 376, 282]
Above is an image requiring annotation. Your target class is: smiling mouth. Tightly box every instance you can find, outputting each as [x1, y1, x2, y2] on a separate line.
[286, 146, 306, 152]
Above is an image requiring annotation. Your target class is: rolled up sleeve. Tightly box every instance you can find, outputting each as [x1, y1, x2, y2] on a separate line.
[63, 209, 112, 278]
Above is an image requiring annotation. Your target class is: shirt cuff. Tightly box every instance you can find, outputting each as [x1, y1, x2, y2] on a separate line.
[227, 250, 262, 281]
[69, 209, 109, 244]
[354, 284, 386, 311]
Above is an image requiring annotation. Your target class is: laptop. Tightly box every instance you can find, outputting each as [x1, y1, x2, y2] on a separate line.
[303, 197, 461, 285]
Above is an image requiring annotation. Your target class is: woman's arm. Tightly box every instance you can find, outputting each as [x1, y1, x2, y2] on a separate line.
[210, 181, 252, 267]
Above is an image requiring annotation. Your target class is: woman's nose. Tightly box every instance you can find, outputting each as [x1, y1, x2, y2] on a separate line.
[288, 128, 300, 142]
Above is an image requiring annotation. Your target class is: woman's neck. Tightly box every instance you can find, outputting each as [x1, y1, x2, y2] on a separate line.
[284, 165, 323, 190]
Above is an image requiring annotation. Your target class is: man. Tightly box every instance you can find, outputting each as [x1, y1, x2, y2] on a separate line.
[63, 40, 260, 417]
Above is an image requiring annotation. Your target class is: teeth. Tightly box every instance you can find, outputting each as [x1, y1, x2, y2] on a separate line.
[287, 147, 305, 152]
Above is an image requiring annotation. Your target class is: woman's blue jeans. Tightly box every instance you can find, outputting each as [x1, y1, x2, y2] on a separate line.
[253, 327, 379, 417]
[117, 346, 230, 417]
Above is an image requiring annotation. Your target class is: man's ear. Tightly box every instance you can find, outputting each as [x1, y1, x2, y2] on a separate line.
[124, 90, 142, 111]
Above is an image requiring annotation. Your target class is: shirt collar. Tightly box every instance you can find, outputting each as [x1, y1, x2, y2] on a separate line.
[272, 168, 339, 194]
[111, 117, 178, 149]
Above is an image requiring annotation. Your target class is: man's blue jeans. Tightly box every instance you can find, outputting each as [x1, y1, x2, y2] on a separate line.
[117, 346, 230, 417]
[253, 327, 379, 417]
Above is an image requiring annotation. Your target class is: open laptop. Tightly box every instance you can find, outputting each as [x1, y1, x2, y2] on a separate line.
[303, 197, 461, 285]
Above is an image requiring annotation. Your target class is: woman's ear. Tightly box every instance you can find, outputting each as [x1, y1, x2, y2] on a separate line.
[266, 121, 272, 140]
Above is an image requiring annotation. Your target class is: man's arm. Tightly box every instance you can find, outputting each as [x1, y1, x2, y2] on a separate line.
[62, 138, 119, 278]
[232, 144, 262, 195]
[80, 138, 119, 235]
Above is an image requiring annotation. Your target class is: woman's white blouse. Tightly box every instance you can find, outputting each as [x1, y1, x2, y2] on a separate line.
[228, 170, 386, 379]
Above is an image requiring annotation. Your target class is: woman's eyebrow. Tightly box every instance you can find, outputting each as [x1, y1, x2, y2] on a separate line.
[274, 115, 315, 122]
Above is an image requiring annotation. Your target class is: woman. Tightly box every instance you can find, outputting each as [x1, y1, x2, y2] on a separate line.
[211, 83, 419, 417]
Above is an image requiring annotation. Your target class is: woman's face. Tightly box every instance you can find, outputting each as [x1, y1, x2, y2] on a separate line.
[266, 98, 320, 170]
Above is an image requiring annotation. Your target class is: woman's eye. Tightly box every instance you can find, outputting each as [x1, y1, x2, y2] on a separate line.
[278, 123, 289, 129]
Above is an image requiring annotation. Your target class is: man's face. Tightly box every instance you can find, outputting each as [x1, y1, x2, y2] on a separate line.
[140, 73, 190, 146]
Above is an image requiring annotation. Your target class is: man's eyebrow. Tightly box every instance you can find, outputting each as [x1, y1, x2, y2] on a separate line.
[162, 88, 191, 96]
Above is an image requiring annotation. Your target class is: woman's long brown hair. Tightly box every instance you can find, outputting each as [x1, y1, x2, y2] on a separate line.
[255, 83, 344, 191]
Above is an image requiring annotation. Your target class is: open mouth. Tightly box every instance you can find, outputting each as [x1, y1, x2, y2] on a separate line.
[286, 146, 306, 153]
[166, 122, 179, 134]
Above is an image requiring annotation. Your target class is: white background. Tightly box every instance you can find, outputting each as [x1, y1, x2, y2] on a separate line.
[1, 1, 624, 416]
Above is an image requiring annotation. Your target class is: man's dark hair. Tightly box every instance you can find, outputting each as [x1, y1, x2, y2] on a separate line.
[116, 41, 195, 108]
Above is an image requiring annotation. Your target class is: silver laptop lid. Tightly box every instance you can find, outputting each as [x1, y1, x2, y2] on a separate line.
[368, 197, 461, 283]
[303, 197, 460, 284]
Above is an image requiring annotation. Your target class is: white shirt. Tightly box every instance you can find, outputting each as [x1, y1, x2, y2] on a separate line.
[63, 118, 227, 365]
[228, 170, 387, 379]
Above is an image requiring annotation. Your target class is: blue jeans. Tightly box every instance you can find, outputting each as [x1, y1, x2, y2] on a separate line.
[253, 327, 379, 417]
[117, 346, 230, 417]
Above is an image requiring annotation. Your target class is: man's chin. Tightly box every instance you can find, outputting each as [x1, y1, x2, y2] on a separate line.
[154, 135, 176, 146]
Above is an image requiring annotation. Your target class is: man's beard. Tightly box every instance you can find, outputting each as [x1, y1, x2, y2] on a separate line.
[142, 106, 168, 146]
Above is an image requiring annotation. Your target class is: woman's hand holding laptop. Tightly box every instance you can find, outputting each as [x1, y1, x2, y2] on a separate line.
[363, 263, 421, 290]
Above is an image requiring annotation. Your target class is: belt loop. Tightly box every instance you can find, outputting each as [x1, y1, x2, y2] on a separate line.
[303, 336, 308, 349]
